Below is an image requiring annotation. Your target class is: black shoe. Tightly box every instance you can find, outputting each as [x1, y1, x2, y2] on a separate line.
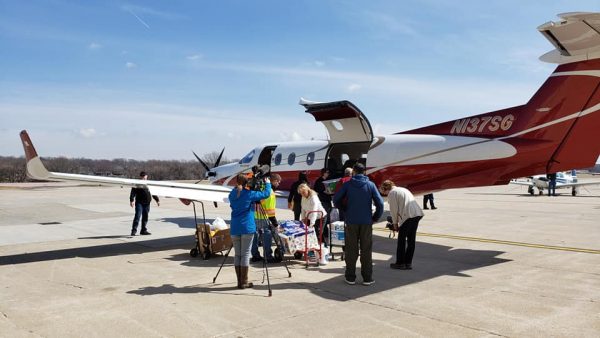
[405, 264, 413, 270]
[423, 206, 429, 210]
[250, 256, 263, 263]
[431, 207, 437, 210]
[140, 230, 151, 235]
[390, 263, 406, 270]
[130, 231, 136, 236]
[266, 257, 276, 263]
[362, 279, 375, 286]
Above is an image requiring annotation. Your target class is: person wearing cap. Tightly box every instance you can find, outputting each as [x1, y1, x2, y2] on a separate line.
[333, 163, 383, 286]
[251, 173, 282, 263]
[379, 180, 424, 270]
[129, 171, 160, 236]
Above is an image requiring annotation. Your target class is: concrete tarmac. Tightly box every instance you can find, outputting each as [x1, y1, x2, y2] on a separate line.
[0, 182, 599, 337]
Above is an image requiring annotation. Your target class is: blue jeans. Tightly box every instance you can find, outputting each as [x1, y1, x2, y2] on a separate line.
[132, 203, 150, 233]
[548, 181, 556, 196]
[251, 219, 273, 259]
[232, 234, 254, 267]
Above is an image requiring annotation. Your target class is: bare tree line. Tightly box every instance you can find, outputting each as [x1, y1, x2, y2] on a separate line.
[0, 151, 236, 183]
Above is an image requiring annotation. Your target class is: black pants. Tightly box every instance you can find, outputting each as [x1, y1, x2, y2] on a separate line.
[313, 217, 329, 247]
[423, 194, 435, 208]
[344, 223, 373, 282]
[396, 216, 422, 265]
[293, 205, 301, 221]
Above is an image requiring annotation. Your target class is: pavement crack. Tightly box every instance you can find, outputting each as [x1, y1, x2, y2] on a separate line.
[64, 283, 84, 289]
[1, 311, 7, 319]
[218, 280, 507, 337]
[460, 285, 598, 304]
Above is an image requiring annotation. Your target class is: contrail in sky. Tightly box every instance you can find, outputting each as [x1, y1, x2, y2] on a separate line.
[128, 9, 150, 29]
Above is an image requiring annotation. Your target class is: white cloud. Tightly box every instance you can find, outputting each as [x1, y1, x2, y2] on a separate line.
[279, 131, 306, 142]
[329, 56, 346, 63]
[88, 42, 102, 50]
[347, 83, 361, 92]
[79, 128, 97, 138]
[125, 62, 137, 69]
[314, 60, 325, 67]
[186, 54, 203, 61]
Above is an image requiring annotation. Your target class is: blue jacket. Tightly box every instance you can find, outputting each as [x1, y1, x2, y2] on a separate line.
[229, 183, 272, 236]
[333, 175, 384, 225]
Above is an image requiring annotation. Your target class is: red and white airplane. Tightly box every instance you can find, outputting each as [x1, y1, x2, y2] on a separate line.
[20, 12, 600, 203]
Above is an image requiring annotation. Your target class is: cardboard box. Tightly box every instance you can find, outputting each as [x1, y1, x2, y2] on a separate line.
[210, 228, 232, 253]
[196, 223, 211, 255]
[196, 223, 232, 254]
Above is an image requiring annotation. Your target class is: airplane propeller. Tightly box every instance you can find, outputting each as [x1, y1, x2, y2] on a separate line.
[193, 148, 225, 208]
[193, 147, 225, 179]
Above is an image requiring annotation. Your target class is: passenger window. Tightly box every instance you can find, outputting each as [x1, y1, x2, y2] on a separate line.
[306, 152, 315, 165]
[288, 153, 296, 165]
[274, 153, 282, 165]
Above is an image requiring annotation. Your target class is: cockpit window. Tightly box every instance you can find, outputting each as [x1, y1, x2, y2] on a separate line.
[239, 149, 255, 164]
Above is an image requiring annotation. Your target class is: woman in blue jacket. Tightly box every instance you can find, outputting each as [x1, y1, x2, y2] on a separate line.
[229, 174, 272, 289]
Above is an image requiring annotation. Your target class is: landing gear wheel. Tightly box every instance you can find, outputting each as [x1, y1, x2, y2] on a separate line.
[294, 252, 303, 260]
[202, 251, 211, 260]
[190, 248, 199, 257]
[572, 189, 577, 196]
[274, 248, 283, 262]
[528, 187, 534, 195]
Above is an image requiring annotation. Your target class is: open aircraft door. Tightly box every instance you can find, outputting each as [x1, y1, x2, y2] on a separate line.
[300, 99, 374, 178]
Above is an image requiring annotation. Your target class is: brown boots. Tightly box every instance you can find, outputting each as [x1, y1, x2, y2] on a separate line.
[235, 265, 253, 289]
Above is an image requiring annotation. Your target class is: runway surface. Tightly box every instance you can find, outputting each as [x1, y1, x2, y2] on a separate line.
[0, 181, 599, 337]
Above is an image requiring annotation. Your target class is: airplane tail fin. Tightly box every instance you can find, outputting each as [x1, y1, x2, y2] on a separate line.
[19, 130, 51, 180]
[402, 13, 600, 175]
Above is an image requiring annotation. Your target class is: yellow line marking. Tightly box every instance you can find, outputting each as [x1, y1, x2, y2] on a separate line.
[375, 228, 600, 254]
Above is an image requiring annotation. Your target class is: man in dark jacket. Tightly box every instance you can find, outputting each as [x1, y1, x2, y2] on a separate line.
[130, 171, 160, 236]
[333, 163, 384, 286]
[288, 171, 308, 221]
[313, 168, 332, 224]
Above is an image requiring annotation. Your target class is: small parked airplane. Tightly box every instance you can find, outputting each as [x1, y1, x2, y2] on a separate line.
[19, 12, 600, 204]
[510, 170, 600, 196]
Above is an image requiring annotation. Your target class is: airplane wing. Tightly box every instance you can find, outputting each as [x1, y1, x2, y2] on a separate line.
[509, 179, 534, 187]
[557, 180, 600, 188]
[19, 130, 232, 203]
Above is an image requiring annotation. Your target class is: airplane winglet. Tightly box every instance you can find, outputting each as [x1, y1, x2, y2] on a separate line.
[19, 130, 50, 180]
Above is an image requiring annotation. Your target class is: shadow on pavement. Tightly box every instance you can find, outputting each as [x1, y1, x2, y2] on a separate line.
[127, 236, 510, 301]
[0, 235, 193, 265]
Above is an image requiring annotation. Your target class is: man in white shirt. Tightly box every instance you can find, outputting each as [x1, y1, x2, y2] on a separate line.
[379, 180, 424, 270]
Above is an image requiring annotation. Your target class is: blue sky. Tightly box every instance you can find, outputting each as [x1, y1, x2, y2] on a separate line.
[2, 1, 599, 160]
